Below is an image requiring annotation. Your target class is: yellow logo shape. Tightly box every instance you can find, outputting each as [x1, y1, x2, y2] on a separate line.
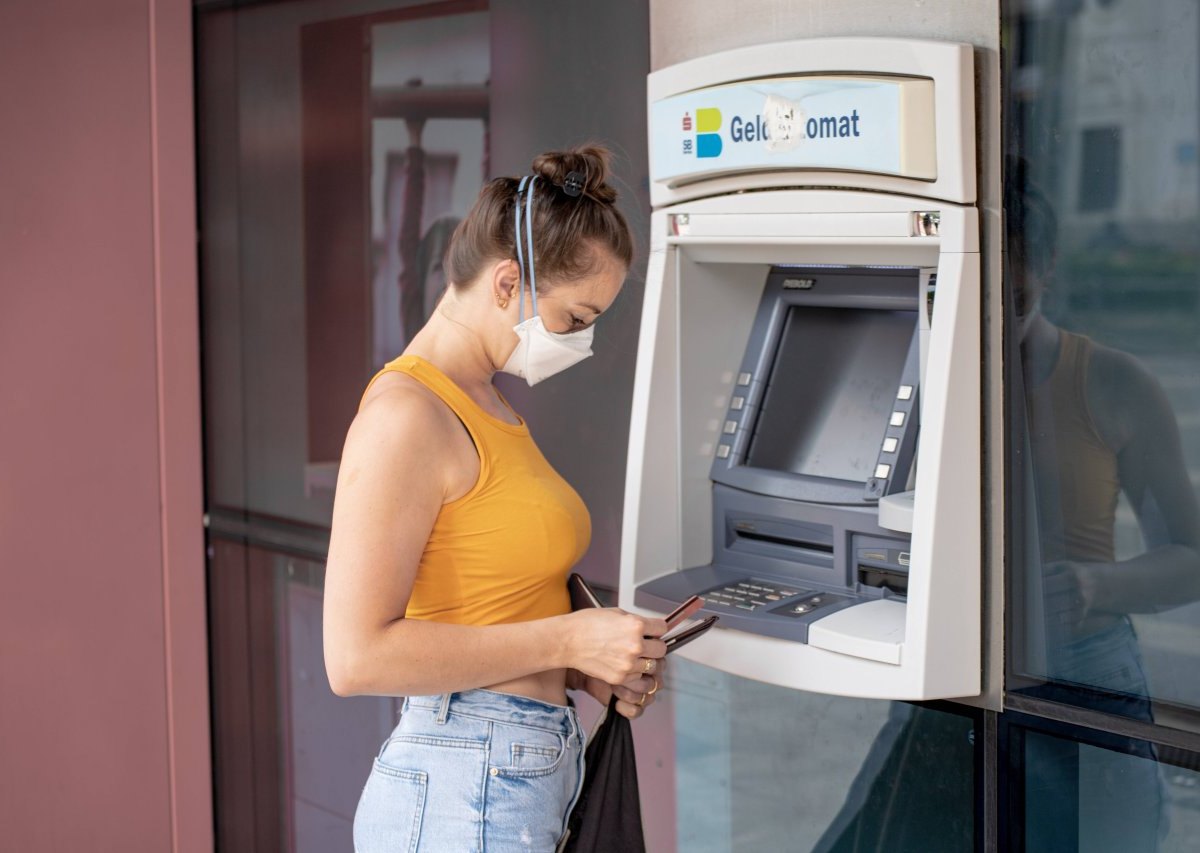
[695, 108, 722, 133]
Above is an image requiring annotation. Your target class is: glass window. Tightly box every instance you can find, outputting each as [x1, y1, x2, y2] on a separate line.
[673, 660, 977, 852]
[1008, 717, 1200, 853]
[198, 2, 651, 849]
[1005, 0, 1200, 723]
[1076, 127, 1120, 213]
[198, 2, 492, 847]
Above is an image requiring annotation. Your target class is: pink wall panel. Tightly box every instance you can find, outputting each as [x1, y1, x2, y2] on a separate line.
[0, 2, 211, 850]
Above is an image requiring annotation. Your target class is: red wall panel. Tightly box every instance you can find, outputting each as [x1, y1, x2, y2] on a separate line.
[0, 2, 211, 850]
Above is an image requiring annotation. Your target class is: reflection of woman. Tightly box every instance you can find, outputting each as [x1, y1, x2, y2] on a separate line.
[1011, 165, 1200, 851]
[324, 146, 668, 851]
[1011, 173, 1200, 691]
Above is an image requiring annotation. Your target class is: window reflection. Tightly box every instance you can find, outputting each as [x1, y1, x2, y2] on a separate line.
[1007, 0, 1200, 720]
[1018, 728, 1200, 853]
[673, 660, 976, 852]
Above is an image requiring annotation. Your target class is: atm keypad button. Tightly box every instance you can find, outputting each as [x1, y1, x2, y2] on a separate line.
[735, 603, 757, 611]
[882, 437, 899, 453]
[897, 385, 914, 400]
[737, 372, 752, 386]
[889, 411, 906, 427]
[765, 594, 781, 601]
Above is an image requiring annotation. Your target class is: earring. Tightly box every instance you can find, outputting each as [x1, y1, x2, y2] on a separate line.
[498, 298, 509, 309]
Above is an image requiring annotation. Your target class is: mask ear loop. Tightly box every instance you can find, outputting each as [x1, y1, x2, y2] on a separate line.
[523, 176, 540, 321]
[514, 176, 530, 325]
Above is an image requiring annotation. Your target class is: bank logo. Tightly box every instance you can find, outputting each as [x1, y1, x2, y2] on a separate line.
[695, 107, 723, 158]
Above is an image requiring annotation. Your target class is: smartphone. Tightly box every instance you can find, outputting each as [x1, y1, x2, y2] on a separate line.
[663, 615, 719, 654]
[664, 595, 704, 628]
[568, 572, 603, 610]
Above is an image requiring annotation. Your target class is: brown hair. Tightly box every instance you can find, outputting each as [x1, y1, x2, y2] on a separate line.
[444, 144, 634, 291]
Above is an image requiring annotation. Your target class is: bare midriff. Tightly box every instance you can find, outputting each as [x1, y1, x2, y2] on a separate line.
[484, 668, 570, 707]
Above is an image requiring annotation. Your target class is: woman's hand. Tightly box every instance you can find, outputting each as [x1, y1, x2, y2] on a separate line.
[1043, 560, 1100, 632]
[562, 608, 668, 687]
[568, 668, 665, 720]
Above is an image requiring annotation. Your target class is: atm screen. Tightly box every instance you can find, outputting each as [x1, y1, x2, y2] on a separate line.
[746, 306, 916, 483]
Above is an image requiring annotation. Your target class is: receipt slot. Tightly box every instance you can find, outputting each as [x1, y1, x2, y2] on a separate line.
[619, 38, 981, 700]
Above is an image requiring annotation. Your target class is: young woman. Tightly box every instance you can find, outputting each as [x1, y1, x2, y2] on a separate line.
[323, 145, 668, 852]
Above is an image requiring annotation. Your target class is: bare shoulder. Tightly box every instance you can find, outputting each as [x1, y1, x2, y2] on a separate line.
[345, 373, 459, 470]
[1088, 341, 1166, 406]
[1086, 339, 1174, 448]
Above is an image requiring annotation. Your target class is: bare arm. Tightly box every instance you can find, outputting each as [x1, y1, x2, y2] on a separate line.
[322, 386, 666, 697]
[1078, 347, 1200, 614]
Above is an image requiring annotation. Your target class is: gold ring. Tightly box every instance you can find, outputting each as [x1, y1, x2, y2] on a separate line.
[647, 681, 659, 696]
[635, 693, 647, 707]
[641, 658, 655, 675]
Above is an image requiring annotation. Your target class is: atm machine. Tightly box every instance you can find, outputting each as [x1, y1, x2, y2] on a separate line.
[620, 38, 981, 700]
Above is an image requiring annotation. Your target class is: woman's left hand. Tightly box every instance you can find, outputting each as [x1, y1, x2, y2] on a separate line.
[569, 668, 664, 719]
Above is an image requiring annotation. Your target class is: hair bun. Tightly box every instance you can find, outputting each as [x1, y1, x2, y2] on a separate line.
[531, 145, 619, 204]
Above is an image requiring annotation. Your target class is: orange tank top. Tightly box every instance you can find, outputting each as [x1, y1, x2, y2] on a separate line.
[1027, 330, 1119, 564]
[358, 354, 591, 625]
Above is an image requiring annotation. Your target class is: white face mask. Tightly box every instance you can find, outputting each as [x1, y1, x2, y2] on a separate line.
[502, 315, 595, 385]
[498, 174, 595, 386]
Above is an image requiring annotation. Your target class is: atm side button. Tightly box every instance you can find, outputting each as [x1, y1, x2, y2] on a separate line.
[716, 445, 731, 459]
[737, 372, 752, 386]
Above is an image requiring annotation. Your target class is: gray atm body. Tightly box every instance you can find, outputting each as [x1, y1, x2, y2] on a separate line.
[635, 265, 923, 643]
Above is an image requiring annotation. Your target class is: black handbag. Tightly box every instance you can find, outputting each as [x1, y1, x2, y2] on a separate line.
[559, 695, 646, 853]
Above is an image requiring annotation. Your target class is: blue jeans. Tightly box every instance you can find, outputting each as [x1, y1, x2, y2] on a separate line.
[353, 689, 587, 852]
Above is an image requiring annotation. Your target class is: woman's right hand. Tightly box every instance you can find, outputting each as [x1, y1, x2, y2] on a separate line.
[562, 608, 669, 686]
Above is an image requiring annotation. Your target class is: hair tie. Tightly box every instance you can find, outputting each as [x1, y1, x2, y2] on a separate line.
[561, 171, 585, 198]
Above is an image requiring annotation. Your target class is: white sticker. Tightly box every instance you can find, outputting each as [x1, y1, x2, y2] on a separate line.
[763, 94, 803, 152]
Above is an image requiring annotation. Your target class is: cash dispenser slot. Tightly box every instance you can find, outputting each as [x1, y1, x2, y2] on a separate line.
[858, 566, 909, 596]
[854, 535, 912, 596]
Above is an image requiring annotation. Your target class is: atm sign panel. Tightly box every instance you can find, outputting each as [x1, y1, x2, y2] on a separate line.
[653, 75, 936, 185]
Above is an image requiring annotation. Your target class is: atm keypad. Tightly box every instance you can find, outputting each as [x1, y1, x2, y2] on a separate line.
[699, 579, 810, 612]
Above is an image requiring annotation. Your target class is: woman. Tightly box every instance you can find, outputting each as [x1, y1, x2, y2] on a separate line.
[323, 145, 668, 853]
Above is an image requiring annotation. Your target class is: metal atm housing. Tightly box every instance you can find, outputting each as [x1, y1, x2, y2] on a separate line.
[620, 38, 981, 700]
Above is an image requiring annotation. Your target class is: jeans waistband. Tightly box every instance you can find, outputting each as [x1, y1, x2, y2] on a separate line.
[402, 688, 579, 736]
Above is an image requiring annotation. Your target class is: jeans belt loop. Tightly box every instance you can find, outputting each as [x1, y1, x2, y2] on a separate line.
[436, 692, 452, 724]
